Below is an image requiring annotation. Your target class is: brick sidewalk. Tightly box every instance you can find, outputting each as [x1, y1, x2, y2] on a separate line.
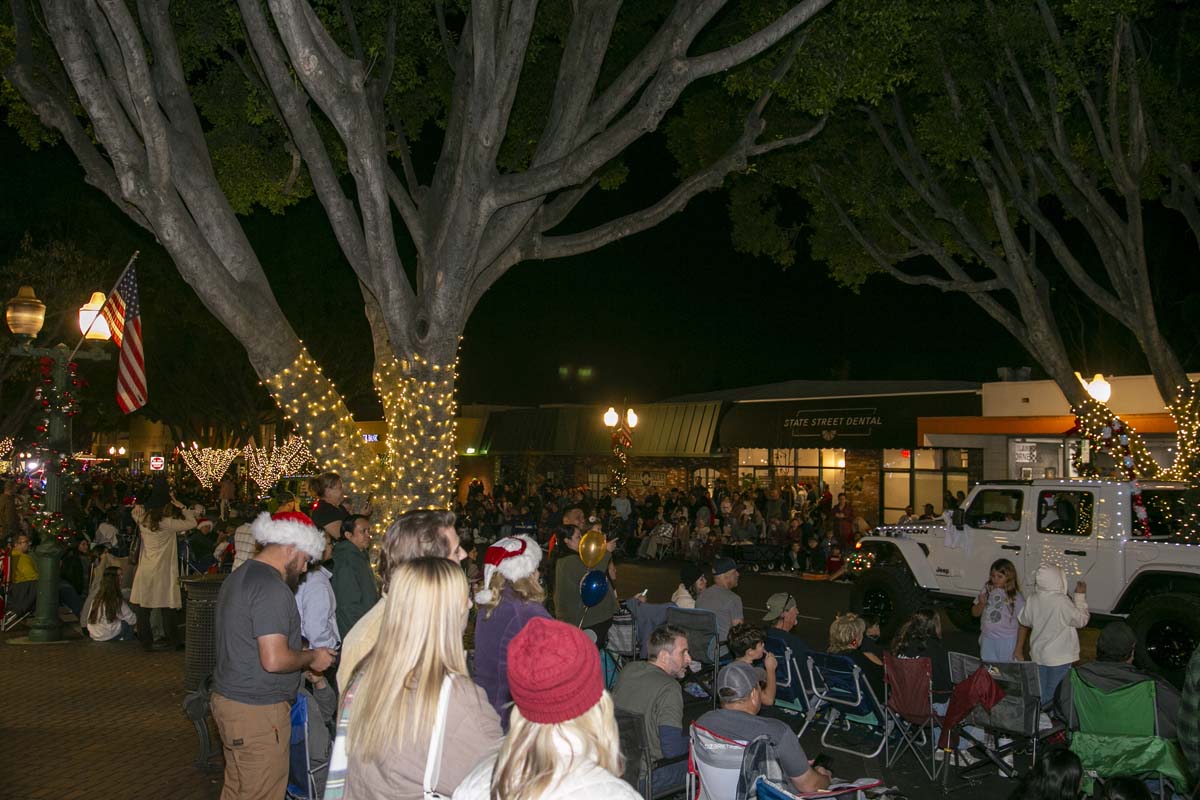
[0, 628, 223, 800]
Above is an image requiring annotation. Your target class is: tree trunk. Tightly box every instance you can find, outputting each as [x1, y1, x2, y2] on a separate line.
[376, 353, 459, 512]
[262, 347, 385, 499]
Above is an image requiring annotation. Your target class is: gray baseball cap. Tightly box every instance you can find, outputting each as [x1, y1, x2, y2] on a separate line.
[762, 592, 797, 622]
[716, 661, 767, 702]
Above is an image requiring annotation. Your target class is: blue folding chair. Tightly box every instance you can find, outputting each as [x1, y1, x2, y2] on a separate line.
[763, 634, 817, 736]
[807, 652, 888, 759]
[286, 694, 317, 799]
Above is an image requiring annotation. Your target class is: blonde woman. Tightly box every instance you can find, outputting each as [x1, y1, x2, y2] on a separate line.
[453, 617, 641, 800]
[130, 481, 195, 650]
[472, 535, 550, 729]
[326, 557, 501, 799]
[828, 612, 883, 698]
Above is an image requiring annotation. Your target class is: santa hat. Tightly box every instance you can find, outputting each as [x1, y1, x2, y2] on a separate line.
[251, 510, 325, 560]
[196, 517, 214, 531]
[475, 534, 542, 604]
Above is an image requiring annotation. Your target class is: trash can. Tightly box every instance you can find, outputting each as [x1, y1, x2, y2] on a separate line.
[182, 574, 226, 690]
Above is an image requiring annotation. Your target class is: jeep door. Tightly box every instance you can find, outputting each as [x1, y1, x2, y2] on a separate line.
[952, 488, 1029, 593]
[1028, 488, 1101, 603]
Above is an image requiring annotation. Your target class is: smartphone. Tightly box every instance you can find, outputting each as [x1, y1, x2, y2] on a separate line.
[637, 589, 648, 597]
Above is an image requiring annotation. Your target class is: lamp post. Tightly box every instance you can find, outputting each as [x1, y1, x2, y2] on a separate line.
[6, 285, 112, 642]
[602, 405, 637, 495]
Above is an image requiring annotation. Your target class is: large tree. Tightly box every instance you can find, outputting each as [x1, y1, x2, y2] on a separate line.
[3, 0, 832, 508]
[698, 0, 1200, 477]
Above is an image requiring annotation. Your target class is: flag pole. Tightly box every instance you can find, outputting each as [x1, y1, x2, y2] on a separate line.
[68, 250, 139, 362]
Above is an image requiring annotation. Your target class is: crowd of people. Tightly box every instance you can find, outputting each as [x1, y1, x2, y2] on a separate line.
[3, 468, 1199, 800]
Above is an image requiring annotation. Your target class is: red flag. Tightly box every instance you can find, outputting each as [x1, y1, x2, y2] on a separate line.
[100, 266, 147, 414]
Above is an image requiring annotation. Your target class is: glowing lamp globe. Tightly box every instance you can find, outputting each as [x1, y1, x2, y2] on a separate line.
[626, 408, 638, 429]
[5, 286, 46, 337]
[78, 292, 111, 340]
[1076, 372, 1112, 404]
[603, 407, 619, 427]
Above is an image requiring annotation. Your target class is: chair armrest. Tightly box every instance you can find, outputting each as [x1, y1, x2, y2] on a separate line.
[652, 752, 690, 769]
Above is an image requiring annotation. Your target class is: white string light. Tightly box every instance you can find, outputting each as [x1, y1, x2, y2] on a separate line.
[180, 446, 240, 489]
[243, 435, 313, 494]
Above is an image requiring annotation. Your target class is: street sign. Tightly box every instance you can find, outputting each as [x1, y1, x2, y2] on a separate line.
[150, 455, 165, 471]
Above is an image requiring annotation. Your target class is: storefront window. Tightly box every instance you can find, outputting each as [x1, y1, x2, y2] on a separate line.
[883, 448, 977, 522]
[691, 467, 720, 491]
[883, 471, 911, 522]
[822, 449, 845, 468]
[739, 448, 769, 467]
[587, 470, 607, 496]
[883, 449, 911, 469]
[796, 449, 820, 467]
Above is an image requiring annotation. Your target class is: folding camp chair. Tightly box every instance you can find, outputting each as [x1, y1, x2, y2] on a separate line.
[1066, 671, 1192, 798]
[763, 634, 817, 737]
[615, 708, 689, 800]
[286, 693, 323, 800]
[668, 607, 722, 708]
[806, 652, 888, 759]
[687, 722, 746, 800]
[943, 652, 1045, 786]
[754, 776, 887, 800]
[883, 653, 942, 780]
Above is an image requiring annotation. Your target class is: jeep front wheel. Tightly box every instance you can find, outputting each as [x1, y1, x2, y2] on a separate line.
[1127, 592, 1200, 686]
[850, 567, 924, 639]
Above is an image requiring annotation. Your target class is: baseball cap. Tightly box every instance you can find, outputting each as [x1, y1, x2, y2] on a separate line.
[762, 592, 797, 622]
[712, 557, 738, 576]
[716, 661, 766, 703]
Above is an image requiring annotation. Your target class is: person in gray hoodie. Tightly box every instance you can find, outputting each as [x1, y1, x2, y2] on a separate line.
[1016, 563, 1089, 705]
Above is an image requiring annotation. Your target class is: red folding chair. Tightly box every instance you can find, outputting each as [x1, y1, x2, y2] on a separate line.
[883, 653, 943, 780]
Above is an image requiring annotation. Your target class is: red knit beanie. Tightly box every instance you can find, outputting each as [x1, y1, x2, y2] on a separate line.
[506, 617, 603, 724]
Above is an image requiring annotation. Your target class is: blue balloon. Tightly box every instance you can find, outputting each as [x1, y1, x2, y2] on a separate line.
[579, 570, 610, 608]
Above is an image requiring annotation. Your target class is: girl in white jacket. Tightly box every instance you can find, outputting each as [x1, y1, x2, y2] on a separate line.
[1016, 564, 1089, 706]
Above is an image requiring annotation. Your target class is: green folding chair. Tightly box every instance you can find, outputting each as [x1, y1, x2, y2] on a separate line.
[1066, 670, 1192, 797]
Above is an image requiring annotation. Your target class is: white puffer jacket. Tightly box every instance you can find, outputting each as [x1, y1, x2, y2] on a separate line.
[1017, 564, 1090, 667]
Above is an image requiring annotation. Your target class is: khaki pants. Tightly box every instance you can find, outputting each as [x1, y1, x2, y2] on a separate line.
[211, 692, 291, 800]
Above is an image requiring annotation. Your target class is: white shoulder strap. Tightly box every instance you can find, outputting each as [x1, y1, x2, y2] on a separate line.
[423, 675, 454, 797]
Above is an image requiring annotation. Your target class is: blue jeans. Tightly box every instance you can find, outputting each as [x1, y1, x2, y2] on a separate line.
[1038, 663, 1071, 707]
[642, 761, 687, 795]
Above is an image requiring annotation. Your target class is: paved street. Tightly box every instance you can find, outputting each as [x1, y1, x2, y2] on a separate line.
[0, 558, 1100, 800]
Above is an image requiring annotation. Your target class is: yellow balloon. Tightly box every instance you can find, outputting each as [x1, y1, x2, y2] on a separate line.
[579, 530, 607, 569]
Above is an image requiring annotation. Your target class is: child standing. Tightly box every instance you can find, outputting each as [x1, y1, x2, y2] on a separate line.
[972, 558, 1025, 662]
[1016, 564, 1089, 704]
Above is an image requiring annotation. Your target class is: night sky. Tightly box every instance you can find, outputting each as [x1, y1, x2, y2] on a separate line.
[0, 120, 1090, 418]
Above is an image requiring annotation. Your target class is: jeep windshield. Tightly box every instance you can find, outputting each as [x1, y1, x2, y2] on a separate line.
[1139, 487, 1199, 540]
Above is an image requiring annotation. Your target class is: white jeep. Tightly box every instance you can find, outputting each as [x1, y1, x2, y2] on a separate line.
[850, 479, 1200, 684]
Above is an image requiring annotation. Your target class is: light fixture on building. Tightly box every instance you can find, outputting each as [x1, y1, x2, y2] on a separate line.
[118, 446, 126, 455]
[1076, 372, 1112, 404]
[603, 407, 619, 428]
[465, 447, 476, 455]
[108, 446, 116, 455]
[78, 292, 112, 340]
[626, 408, 638, 429]
[5, 285, 46, 338]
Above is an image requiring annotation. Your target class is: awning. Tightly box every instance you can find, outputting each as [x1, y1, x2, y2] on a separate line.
[480, 402, 722, 457]
[918, 413, 1177, 441]
[718, 391, 981, 449]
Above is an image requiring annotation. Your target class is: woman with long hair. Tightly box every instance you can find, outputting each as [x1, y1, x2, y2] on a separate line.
[87, 566, 136, 641]
[453, 617, 641, 800]
[330, 557, 500, 799]
[891, 608, 951, 697]
[130, 480, 195, 651]
[472, 535, 550, 729]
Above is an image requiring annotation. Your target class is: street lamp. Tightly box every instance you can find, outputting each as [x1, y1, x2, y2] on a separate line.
[78, 292, 112, 341]
[5, 285, 112, 643]
[602, 403, 637, 494]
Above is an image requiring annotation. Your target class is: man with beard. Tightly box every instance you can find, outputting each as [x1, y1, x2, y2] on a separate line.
[211, 510, 335, 800]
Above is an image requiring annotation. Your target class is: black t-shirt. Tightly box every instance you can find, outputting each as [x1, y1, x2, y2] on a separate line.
[897, 638, 952, 697]
[310, 500, 348, 535]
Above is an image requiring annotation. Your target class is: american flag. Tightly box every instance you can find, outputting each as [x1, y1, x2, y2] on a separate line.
[100, 266, 147, 414]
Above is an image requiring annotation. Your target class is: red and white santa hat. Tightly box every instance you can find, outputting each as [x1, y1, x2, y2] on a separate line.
[251, 510, 325, 561]
[475, 534, 542, 604]
[196, 517, 214, 531]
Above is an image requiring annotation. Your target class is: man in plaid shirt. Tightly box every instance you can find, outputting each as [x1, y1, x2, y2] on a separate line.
[1181, 644, 1200, 778]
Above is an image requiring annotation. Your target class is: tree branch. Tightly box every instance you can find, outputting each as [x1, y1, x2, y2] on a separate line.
[434, 0, 458, 71]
